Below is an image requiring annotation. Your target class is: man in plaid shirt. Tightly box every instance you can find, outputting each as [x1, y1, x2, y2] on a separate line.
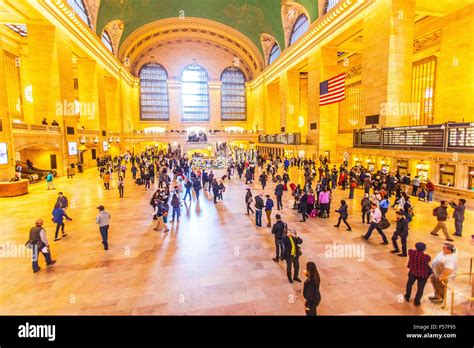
[404, 242, 432, 306]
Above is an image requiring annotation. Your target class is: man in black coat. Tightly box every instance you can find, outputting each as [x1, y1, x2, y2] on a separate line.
[274, 181, 284, 210]
[449, 199, 466, 237]
[282, 229, 303, 283]
[391, 210, 409, 257]
[271, 214, 286, 262]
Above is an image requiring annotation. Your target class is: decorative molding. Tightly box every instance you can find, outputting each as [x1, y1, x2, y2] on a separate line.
[83, 0, 100, 31]
[119, 17, 265, 79]
[260, 33, 280, 67]
[103, 19, 124, 56]
[281, 1, 311, 48]
[413, 30, 441, 54]
[346, 64, 362, 79]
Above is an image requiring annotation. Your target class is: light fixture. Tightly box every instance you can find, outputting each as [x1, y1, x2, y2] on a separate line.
[24, 85, 33, 103]
[298, 115, 305, 127]
[380, 160, 385, 165]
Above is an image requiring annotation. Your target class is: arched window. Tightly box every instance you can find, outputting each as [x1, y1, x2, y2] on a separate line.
[268, 44, 281, 65]
[324, 0, 340, 14]
[101, 31, 114, 53]
[139, 63, 169, 120]
[181, 64, 209, 121]
[289, 14, 309, 46]
[221, 67, 246, 121]
[67, 0, 91, 28]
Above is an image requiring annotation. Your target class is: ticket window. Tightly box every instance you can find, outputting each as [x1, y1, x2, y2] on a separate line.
[416, 165, 429, 181]
[469, 168, 474, 191]
[439, 164, 456, 186]
[397, 160, 409, 176]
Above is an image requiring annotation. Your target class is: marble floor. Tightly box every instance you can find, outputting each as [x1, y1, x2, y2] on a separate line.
[0, 166, 472, 315]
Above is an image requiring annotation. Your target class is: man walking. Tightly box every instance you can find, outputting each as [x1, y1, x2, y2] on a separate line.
[404, 242, 432, 306]
[56, 192, 73, 221]
[361, 203, 389, 244]
[183, 179, 192, 201]
[430, 201, 454, 241]
[271, 214, 286, 262]
[254, 193, 264, 227]
[390, 210, 409, 257]
[27, 219, 56, 273]
[265, 194, 274, 227]
[275, 181, 284, 210]
[449, 199, 466, 237]
[96, 205, 111, 250]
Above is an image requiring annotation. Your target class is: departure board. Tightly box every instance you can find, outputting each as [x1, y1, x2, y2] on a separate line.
[359, 129, 381, 145]
[382, 125, 445, 148]
[448, 123, 474, 149]
[259, 133, 301, 145]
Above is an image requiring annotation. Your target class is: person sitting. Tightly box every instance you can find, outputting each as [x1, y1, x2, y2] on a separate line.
[41, 118, 48, 125]
[51, 120, 59, 126]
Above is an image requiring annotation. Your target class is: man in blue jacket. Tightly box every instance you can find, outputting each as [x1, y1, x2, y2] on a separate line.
[265, 194, 274, 227]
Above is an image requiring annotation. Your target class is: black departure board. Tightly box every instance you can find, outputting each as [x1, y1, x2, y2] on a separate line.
[448, 123, 474, 149]
[359, 129, 381, 145]
[382, 125, 445, 148]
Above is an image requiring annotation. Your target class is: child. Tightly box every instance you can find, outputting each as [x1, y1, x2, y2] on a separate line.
[418, 188, 426, 202]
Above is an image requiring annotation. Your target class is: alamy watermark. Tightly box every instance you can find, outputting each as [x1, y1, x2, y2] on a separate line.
[55, 100, 96, 119]
[0, 242, 32, 259]
[324, 242, 365, 262]
[380, 100, 420, 118]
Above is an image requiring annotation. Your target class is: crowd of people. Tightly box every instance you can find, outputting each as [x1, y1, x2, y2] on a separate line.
[25, 146, 468, 316]
[187, 131, 207, 143]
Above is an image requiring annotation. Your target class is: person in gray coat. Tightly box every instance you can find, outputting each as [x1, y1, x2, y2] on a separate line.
[334, 200, 351, 231]
[449, 199, 466, 237]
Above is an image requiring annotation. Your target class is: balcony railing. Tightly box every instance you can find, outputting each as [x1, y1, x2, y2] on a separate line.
[11, 122, 61, 133]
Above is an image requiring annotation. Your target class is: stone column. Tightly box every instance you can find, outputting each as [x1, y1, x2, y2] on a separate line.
[361, 0, 415, 127]
[209, 81, 222, 131]
[167, 80, 181, 131]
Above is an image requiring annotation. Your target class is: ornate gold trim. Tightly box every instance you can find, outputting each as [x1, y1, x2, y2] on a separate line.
[413, 30, 441, 54]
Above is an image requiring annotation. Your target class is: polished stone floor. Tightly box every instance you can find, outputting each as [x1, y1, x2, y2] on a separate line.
[0, 166, 472, 315]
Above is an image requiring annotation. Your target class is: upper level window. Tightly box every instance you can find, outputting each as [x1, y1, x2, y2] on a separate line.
[181, 64, 210, 121]
[139, 63, 169, 120]
[289, 15, 309, 46]
[221, 67, 246, 121]
[4, 24, 28, 37]
[268, 44, 281, 65]
[324, 0, 341, 14]
[410, 56, 437, 125]
[101, 31, 114, 53]
[67, 0, 91, 28]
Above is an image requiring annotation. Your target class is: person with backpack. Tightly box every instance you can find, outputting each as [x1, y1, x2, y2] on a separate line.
[153, 201, 169, 233]
[27, 219, 56, 273]
[265, 194, 274, 227]
[334, 200, 351, 231]
[245, 188, 254, 215]
[303, 261, 321, 315]
[430, 201, 453, 241]
[254, 193, 264, 227]
[271, 214, 287, 262]
[275, 181, 284, 210]
[390, 210, 409, 257]
[170, 193, 181, 223]
[360, 193, 371, 224]
[46, 172, 55, 190]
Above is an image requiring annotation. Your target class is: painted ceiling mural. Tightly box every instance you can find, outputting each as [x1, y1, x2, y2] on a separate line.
[96, 0, 318, 55]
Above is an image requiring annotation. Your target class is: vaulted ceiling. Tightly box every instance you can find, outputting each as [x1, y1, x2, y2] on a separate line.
[96, 0, 318, 55]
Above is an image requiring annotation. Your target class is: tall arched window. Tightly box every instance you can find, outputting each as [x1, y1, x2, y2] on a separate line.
[67, 0, 91, 28]
[101, 31, 114, 53]
[268, 44, 281, 65]
[181, 64, 209, 121]
[289, 15, 309, 45]
[324, 0, 341, 14]
[221, 67, 246, 121]
[139, 63, 169, 120]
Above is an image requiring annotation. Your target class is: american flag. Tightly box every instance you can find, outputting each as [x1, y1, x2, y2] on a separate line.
[319, 73, 345, 106]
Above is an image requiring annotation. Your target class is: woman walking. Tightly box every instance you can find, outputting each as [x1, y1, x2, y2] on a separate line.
[334, 199, 352, 231]
[303, 261, 321, 316]
[118, 175, 124, 198]
[245, 188, 254, 215]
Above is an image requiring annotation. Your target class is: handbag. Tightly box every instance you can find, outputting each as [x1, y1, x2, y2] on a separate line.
[25, 239, 33, 249]
[378, 217, 391, 230]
